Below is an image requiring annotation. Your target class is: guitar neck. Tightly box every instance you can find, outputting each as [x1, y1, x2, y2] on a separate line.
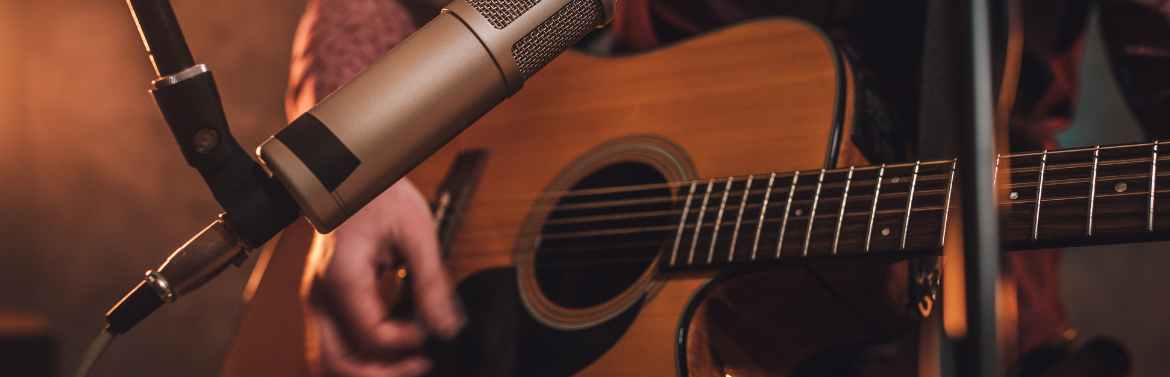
[659, 141, 1170, 275]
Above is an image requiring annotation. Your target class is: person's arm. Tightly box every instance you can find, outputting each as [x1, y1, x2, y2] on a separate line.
[286, 0, 436, 120]
[287, 1, 464, 376]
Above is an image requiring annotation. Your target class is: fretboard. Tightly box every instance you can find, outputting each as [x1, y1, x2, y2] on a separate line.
[659, 141, 1170, 275]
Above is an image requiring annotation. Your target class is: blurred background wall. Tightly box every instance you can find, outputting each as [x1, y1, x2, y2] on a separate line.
[0, 1, 1168, 377]
[1060, 5, 1170, 376]
[0, 1, 304, 376]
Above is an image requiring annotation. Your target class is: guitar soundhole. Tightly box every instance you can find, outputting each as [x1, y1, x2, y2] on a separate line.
[534, 162, 673, 309]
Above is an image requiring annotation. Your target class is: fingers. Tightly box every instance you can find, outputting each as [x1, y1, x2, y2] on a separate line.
[307, 300, 433, 377]
[388, 183, 465, 339]
[321, 231, 428, 355]
[303, 178, 462, 377]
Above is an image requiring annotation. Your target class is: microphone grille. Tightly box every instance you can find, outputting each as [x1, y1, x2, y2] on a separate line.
[512, 0, 603, 78]
[466, 0, 541, 29]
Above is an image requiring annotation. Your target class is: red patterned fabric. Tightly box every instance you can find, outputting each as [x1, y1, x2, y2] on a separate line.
[286, 0, 420, 120]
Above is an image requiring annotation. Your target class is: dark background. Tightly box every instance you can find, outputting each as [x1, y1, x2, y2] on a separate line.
[0, 1, 1167, 377]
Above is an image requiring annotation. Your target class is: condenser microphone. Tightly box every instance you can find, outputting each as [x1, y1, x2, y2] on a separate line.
[259, 0, 616, 232]
[99, 0, 617, 348]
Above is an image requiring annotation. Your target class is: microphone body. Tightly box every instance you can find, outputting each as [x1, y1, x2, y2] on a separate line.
[259, 0, 614, 232]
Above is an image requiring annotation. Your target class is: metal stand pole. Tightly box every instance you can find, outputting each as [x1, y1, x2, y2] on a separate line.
[919, 0, 1003, 375]
[957, 0, 1002, 375]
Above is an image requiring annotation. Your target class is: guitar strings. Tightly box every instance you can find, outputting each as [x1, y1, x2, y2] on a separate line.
[461, 153, 1166, 219]
[451, 168, 1167, 238]
[535, 170, 1157, 227]
[433, 145, 1170, 269]
[442, 197, 1155, 270]
[462, 164, 1110, 218]
[446, 188, 1167, 270]
[452, 186, 1170, 246]
[489, 147, 1166, 203]
[539, 141, 1162, 200]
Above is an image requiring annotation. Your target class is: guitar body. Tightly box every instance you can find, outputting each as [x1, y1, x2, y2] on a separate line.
[224, 19, 919, 377]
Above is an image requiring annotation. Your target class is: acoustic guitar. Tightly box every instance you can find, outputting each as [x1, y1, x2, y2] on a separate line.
[223, 18, 1160, 377]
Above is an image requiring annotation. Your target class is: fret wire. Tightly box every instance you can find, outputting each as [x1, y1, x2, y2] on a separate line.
[993, 154, 1002, 192]
[1150, 143, 1159, 232]
[687, 179, 715, 265]
[1033, 150, 1048, 241]
[669, 181, 698, 266]
[729, 175, 754, 262]
[900, 162, 921, 250]
[865, 164, 885, 252]
[803, 169, 827, 257]
[832, 167, 855, 255]
[776, 172, 800, 258]
[707, 177, 734, 264]
[1088, 146, 1100, 237]
[751, 173, 776, 260]
[940, 159, 957, 248]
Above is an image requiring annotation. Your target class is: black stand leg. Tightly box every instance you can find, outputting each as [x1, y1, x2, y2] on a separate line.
[956, 0, 1003, 375]
[919, 0, 1004, 376]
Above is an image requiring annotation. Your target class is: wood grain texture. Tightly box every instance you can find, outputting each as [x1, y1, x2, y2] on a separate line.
[223, 18, 863, 377]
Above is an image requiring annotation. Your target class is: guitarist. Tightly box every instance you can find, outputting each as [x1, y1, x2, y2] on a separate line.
[283, 0, 1113, 376]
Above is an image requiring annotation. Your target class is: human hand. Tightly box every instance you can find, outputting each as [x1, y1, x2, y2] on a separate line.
[302, 178, 464, 377]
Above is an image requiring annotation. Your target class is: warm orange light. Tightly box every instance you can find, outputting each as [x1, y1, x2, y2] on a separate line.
[997, 276, 1019, 366]
[942, 224, 967, 338]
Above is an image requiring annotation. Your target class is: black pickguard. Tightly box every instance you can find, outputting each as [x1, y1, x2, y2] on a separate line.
[426, 267, 643, 377]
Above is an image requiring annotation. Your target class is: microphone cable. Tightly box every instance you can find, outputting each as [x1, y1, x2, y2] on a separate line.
[73, 327, 115, 377]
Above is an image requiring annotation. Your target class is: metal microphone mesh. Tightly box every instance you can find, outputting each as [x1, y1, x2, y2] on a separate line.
[512, 0, 602, 78]
[466, 0, 541, 29]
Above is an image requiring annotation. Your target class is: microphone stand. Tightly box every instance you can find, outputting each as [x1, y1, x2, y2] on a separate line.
[919, 0, 1005, 375]
[78, 1, 300, 375]
[956, 0, 1003, 375]
[108, 0, 303, 333]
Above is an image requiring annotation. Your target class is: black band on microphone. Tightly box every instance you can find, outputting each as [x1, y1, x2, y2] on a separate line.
[276, 113, 362, 192]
